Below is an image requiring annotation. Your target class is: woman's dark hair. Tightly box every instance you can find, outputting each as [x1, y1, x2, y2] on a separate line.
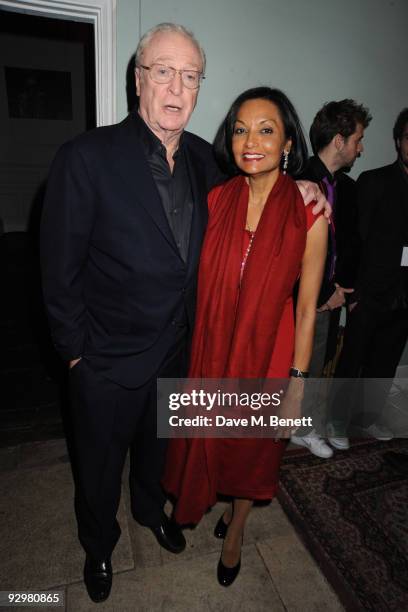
[213, 86, 308, 178]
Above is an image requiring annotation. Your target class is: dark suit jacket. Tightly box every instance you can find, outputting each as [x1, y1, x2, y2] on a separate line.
[40, 111, 223, 387]
[335, 172, 360, 290]
[356, 161, 408, 311]
[300, 156, 359, 307]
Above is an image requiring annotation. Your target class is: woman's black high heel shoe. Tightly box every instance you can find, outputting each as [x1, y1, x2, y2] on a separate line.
[217, 554, 241, 587]
[214, 514, 229, 539]
[217, 531, 242, 587]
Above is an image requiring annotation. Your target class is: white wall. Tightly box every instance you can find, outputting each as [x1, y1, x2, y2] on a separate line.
[116, 0, 408, 177]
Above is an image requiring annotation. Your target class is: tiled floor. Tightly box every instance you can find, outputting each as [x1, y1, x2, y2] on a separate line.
[0, 439, 343, 612]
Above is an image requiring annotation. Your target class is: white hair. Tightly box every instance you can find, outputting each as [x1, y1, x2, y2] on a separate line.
[135, 22, 206, 74]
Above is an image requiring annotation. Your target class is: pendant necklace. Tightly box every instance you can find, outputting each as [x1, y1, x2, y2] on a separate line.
[240, 223, 256, 283]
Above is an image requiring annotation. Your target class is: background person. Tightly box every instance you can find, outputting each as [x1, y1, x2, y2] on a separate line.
[291, 99, 371, 457]
[330, 108, 408, 445]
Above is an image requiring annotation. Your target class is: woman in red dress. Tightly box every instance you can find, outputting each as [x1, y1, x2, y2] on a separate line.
[163, 87, 327, 585]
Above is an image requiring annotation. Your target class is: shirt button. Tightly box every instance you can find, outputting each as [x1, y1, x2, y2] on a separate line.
[173, 208, 179, 215]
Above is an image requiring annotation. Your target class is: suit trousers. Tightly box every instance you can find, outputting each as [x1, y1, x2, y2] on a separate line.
[329, 304, 408, 434]
[309, 310, 331, 377]
[68, 334, 188, 559]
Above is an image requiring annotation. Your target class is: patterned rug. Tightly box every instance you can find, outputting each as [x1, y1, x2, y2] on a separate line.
[278, 439, 408, 612]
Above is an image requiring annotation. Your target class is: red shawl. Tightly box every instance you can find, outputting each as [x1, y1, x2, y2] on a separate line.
[189, 172, 306, 378]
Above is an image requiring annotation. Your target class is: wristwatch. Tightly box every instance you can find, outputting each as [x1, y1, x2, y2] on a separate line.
[289, 367, 309, 378]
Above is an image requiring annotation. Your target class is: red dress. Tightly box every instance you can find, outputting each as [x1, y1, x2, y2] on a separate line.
[163, 177, 318, 524]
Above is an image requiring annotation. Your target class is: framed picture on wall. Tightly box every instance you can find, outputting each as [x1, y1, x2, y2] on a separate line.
[5, 66, 73, 120]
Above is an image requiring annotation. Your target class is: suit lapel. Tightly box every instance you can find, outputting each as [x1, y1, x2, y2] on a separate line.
[184, 140, 209, 279]
[112, 115, 180, 255]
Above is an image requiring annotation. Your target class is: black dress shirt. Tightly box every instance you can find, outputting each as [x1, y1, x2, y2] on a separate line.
[300, 155, 360, 307]
[134, 113, 193, 263]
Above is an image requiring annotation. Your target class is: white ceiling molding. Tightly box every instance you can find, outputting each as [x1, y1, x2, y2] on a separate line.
[0, 0, 117, 126]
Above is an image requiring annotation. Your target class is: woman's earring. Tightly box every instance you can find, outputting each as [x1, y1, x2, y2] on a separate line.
[282, 150, 289, 175]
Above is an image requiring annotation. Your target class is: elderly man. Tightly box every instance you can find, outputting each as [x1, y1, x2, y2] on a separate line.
[41, 22, 328, 602]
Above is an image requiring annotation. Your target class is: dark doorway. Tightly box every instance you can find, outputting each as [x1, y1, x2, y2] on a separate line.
[0, 10, 96, 128]
[0, 9, 97, 447]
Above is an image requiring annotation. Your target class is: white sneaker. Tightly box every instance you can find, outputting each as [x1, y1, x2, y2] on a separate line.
[326, 423, 350, 450]
[291, 431, 333, 458]
[328, 436, 350, 450]
[364, 424, 393, 441]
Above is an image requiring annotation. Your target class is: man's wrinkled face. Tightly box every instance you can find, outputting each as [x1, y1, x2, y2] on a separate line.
[397, 124, 408, 172]
[135, 31, 202, 140]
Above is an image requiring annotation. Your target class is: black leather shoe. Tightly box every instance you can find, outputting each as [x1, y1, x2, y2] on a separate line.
[84, 556, 112, 603]
[214, 514, 229, 539]
[217, 556, 241, 587]
[150, 515, 186, 553]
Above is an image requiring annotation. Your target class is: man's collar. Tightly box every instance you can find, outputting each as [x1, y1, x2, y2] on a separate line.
[310, 155, 336, 183]
[131, 109, 185, 158]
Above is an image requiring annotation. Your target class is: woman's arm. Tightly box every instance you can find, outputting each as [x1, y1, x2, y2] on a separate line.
[275, 215, 328, 437]
[293, 215, 328, 372]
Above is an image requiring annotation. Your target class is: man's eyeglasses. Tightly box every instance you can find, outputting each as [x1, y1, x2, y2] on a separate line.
[138, 63, 205, 89]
